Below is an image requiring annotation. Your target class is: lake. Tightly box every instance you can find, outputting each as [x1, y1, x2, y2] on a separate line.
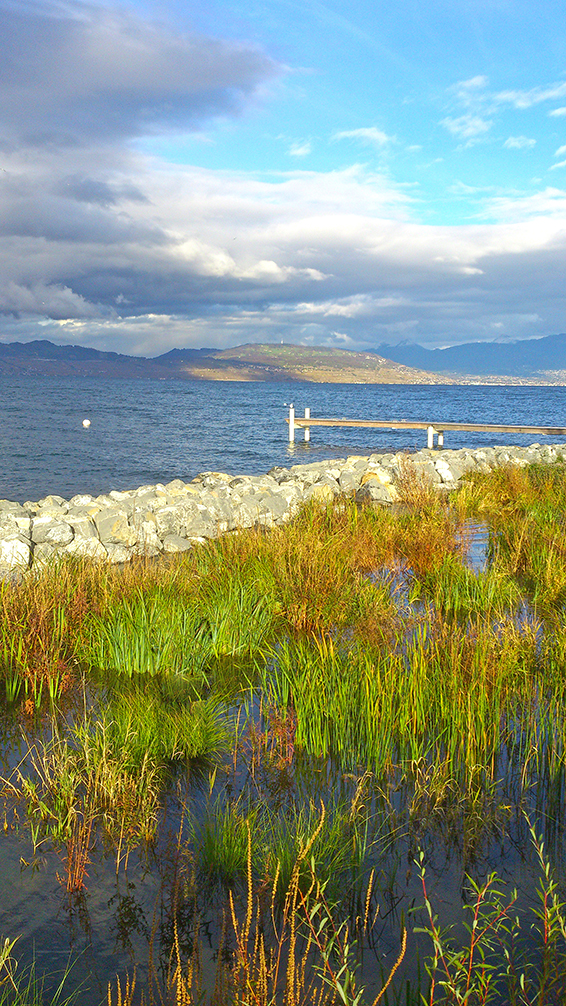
[1, 377, 566, 500]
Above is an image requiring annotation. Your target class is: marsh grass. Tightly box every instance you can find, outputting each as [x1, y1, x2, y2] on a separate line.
[7, 463, 566, 999]
[115, 806, 406, 1006]
[0, 937, 79, 1006]
[3, 689, 227, 887]
[412, 553, 523, 620]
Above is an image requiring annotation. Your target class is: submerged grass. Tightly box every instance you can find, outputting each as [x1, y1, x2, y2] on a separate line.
[4, 460, 566, 999]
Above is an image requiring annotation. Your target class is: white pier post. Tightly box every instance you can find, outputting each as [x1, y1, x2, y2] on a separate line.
[304, 407, 310, 442]
[289, 403, 295, 443]
[437, 430, 444, 447]
[427, 425, 435, 449]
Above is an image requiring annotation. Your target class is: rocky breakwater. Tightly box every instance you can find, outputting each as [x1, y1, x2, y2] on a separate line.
[0, 441, 564, 580]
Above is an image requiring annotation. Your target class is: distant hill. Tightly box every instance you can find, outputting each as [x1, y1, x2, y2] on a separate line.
[177, 343, 453, 384]
[0, 337, 564, 384]
[374, 333, 566, 377]
[0, 339, 452, 384]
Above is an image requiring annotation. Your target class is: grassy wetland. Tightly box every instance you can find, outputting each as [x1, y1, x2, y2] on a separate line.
[4, 460, 566, 1004]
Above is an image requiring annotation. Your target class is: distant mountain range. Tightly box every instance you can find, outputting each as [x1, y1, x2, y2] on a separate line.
[0, 336, 565, 383]
[0, 339, 452, 384]
[374, 333, 566, 377]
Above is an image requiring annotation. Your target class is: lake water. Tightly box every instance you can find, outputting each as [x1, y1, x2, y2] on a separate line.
[1, 377, 566, 500]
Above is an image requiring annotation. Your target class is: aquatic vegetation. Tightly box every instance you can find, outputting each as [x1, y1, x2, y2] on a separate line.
[0, 937, 79, 1006]
[5, 463, 566, 1000]
[84, 588, 211, 679]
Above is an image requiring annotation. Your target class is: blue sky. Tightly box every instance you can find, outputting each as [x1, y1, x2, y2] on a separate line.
[2, 0, 566, 355]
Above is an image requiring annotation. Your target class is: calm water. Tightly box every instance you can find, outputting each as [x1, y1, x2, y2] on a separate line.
[1, 377, 566, 500]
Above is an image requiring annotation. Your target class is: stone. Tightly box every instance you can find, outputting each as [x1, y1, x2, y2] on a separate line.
[0, 501, 28, 514]
[338, 471, 358, 492]
[37, 494, 66, 508]
[164, 478, 188, 493]
[355, 482, 394, 504]
[303, 483, 334, 504]
[67, 516, 98, 539]
[153, 505, 184, 539]
[69, 494, 94, 507]
[163, 534, 193, 553]
[31, 515, 73, 545]
[0, 536, 31, 570]
[32, 542, 58, 566]
[360, 468, 393, 486]
[63, 538, 107, 561]
[104, 544, 133, 564]
[94, 510, 138, 547]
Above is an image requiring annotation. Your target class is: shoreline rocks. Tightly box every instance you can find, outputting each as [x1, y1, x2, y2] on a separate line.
[0, 442, 564, 579]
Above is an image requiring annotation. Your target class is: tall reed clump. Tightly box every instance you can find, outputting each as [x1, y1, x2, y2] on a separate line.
[84, 575, 276, 684]
[110, 806, 407, 1006]
[455, 461, 566, 613]
[84, 587, 212, 681]
[0, 556, 103, 703]
[191, 780, 376, 911]
[265, 618, 541, 794]
[411, 552, 523, 620]
[203, 499, 399, 637]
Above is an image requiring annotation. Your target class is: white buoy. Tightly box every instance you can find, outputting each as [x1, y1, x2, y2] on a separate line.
[82, 419, 91, 428]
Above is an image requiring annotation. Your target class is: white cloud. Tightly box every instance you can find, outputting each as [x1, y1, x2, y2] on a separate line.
[549, 107, 566, 117]
[441, 115, 492, 140]
[6, 150, 566, 354]
[333, 127, 393, 146]
[289, 141, 312, 157]
[503, 136, 536, 149]
[555, 145, 566, 157]
[495, 80, 566, 110]
[550, 159, 566, 171]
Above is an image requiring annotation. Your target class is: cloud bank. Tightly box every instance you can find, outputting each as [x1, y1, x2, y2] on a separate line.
[2, 1, 566, 355]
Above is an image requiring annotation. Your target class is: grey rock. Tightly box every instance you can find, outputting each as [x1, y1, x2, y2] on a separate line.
[31, 516, 73, 545]
[153, 505, 184, 539]
[38, 494, 66, 508]
[338, 471, 357, 492]
[67, 516, 98, 539]
[69, 494, 95, 507]
[163, 534, 193, 553]
[95, 510, 137, 547]
[303, 483, 335, 504]
[104, 544, 133, 564]
[0, 536, 31, 570]
[63, 538, 107, 561]
[0, 501, 28, 515]
[356, 482, 394, 504]
[32, 542, 58, 566]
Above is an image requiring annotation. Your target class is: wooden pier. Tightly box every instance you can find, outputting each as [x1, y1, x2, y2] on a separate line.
[286, 405, 566, 449]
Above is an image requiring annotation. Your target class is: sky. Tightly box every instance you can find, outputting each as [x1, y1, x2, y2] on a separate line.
[2, 0, 566, 356]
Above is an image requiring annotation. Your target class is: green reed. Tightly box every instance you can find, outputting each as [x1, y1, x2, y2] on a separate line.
[263, 614, 546, 795]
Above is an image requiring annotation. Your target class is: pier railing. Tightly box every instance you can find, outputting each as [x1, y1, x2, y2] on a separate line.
[286, 405, 566, 449]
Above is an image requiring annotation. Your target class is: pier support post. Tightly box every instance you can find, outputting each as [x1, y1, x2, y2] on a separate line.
[304, 407, 310, 442]
[427, 425, 435, 449]
[437, 431, 444, 447]
[289, 404, 295, 443]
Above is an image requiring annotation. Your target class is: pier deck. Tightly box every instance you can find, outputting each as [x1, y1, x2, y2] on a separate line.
[286, 406, 566, 449]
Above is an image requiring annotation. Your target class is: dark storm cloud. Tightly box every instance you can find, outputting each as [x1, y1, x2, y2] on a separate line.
[0, 0, 278, 146]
